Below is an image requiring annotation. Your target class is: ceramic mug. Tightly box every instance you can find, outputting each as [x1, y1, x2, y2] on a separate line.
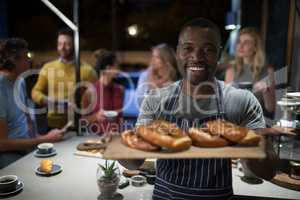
[0, 175, 18, 193]
[37, 143, 54, 154]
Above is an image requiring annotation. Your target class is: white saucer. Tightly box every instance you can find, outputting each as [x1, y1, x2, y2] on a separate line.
[35, 164, 62, 176]
[33, 149, 57, 158]
[0, 181, 24, 196]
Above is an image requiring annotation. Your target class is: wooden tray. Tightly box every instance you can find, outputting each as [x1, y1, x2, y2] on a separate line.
[74, 150, 103, 158]
[271, 172, 300, 191]
[103, 137, 266, 160]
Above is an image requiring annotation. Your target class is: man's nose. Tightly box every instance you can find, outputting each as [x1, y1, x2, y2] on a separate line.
[190, 49, 207, 61]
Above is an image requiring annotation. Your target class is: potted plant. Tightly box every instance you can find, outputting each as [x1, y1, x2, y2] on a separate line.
[97, 160, 120, 199]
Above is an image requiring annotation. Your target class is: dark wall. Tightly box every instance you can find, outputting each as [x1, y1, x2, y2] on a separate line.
[0, 0, 8, 38]
[265, 0, 290, 70]
[241, 0, 262, 29]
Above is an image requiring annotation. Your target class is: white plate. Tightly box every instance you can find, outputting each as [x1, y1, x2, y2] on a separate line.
[0, 181, 24, 196]
[35, 164, 62, 176]
[33, 149, 57, 158]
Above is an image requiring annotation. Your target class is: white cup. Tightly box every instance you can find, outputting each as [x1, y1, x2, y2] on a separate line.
[103, 111, 118, 121]
[37, 143, 54, 154]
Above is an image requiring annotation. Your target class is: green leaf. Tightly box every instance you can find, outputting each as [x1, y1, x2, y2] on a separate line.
[98, 160, 118, 178]
[98, 164, 105, 171]
[108, 161, 115, 171]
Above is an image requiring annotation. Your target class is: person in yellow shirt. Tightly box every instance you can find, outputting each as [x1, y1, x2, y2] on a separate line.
[32, 28, 97, 129]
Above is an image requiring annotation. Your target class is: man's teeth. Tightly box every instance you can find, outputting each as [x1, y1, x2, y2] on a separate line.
[189, 66, 204, 71]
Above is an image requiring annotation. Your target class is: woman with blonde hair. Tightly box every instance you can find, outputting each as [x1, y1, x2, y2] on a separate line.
[136, 43, 180, 106]
[225, 27, 276, 119]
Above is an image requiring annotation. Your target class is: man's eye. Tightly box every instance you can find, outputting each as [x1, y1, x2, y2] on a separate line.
[182, 46, 193, 52]
[206, 48, 216, 53]
[203, 47, 217, 55]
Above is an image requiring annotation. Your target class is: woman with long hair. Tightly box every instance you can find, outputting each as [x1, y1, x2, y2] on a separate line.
[136, 43, 180, 106]
[225, 27, 276, 119]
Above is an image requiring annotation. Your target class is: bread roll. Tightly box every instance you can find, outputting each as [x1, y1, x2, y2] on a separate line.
[121, 130, 160, 151]
[188, 128, 229, 147]
[238, 129, 261, 146]
[137, 121, 192, 151]
[206, 120, 247, 142]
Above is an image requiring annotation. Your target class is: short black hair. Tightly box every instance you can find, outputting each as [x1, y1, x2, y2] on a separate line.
[179, 18, 221, 45]
[0, 38, 28, 70]
[58, 27, 73, 38]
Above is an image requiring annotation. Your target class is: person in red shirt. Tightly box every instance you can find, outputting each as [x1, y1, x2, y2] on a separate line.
[81, 49, 124, 135]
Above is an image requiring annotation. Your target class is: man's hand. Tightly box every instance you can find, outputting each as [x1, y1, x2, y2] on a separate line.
[42, 129, 64, 142]
[242, 135, 279, 180]
[255, 128, 282, 136]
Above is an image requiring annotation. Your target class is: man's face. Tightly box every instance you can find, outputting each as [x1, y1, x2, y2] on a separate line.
[177, 27, 220, 85]
[57, 34, 74, 59]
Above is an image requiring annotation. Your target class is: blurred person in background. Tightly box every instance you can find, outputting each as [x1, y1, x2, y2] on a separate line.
[81, 49, 124, 135]
[31, 28, 97, 129]
[225, 27, 276, 120]
[136, 43, 180, 106]
[0, 38, 64, 169]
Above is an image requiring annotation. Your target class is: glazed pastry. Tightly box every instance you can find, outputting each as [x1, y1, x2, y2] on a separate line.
[40, 159, 53, 174]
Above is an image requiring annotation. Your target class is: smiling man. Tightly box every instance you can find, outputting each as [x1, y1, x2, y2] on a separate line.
[119, 18, 277, 200]
[177, 22, 220, 86]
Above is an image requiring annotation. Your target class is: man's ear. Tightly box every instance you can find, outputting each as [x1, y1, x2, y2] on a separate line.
[176, 45, 180, 58]
[217, 46, 223, 60]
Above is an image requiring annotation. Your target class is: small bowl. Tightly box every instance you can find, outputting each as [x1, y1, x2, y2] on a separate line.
[103, 111, 118, 121]
[131, 175, 146, 187]
[37, 143, 54, 154]
[0, 175, 18, 193]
